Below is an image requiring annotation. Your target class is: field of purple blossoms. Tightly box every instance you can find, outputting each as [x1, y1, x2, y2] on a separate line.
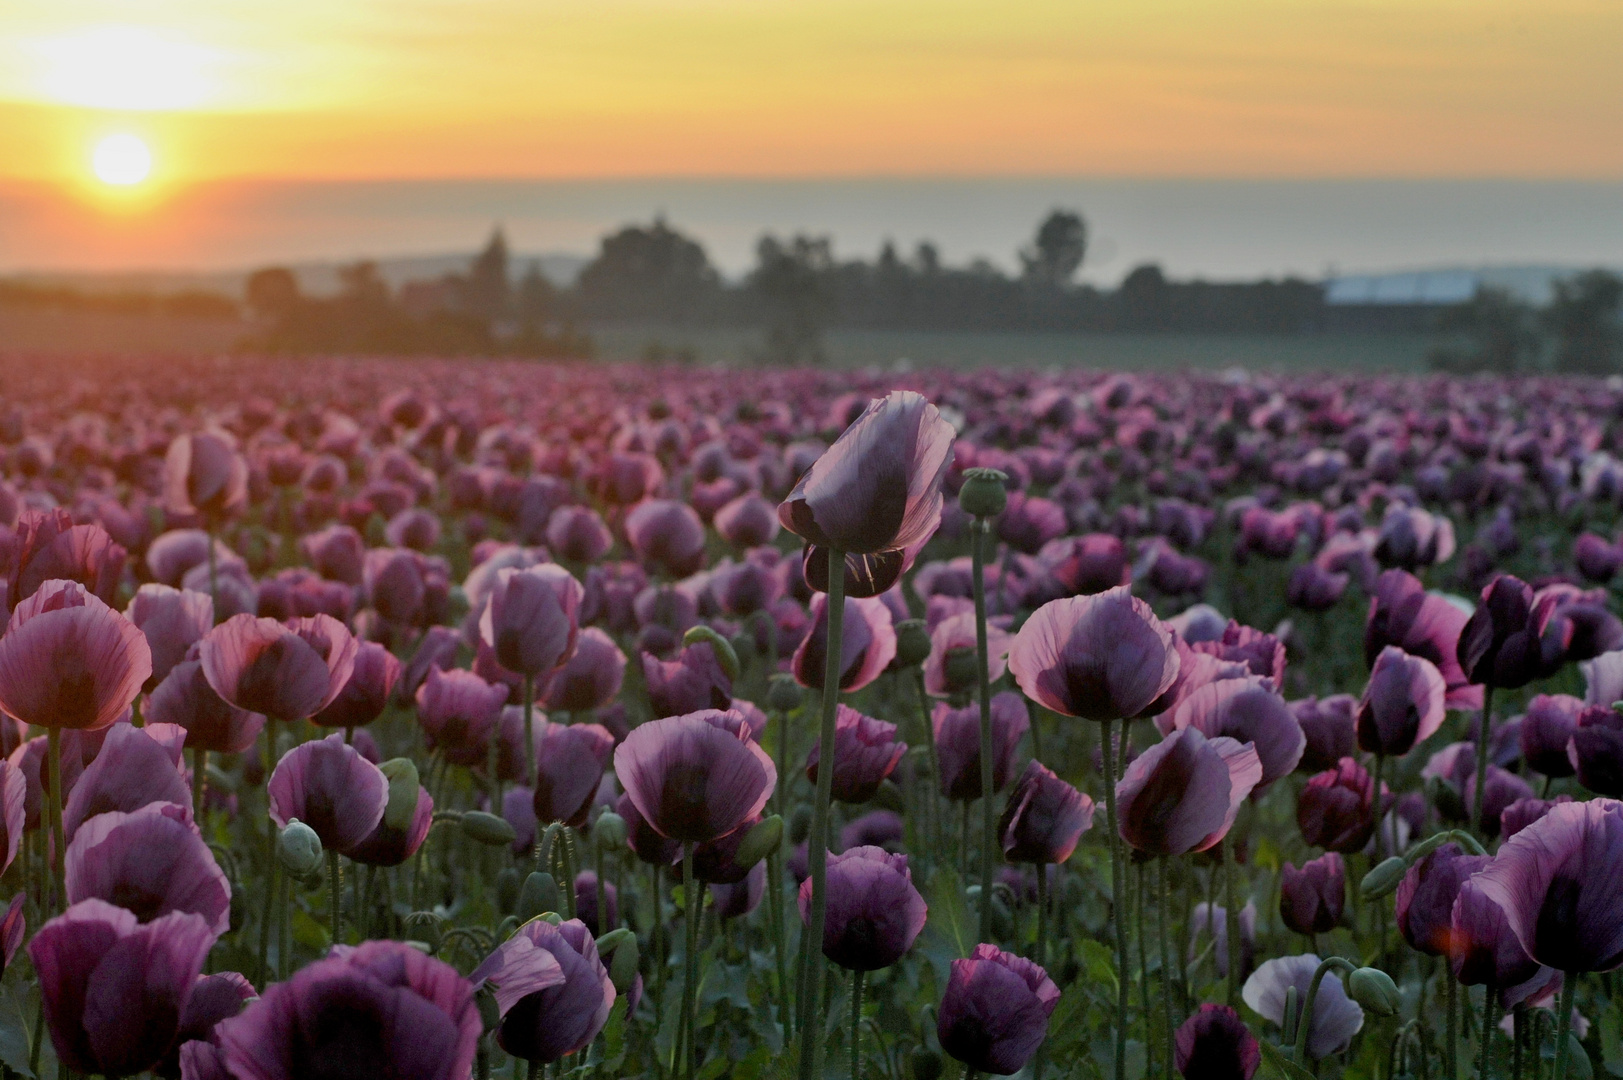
[0, 354, 1618, 1080]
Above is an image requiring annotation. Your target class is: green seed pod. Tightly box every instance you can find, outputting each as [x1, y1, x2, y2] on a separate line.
[1347, 967, 1401, 1017]
[731, 816, 784, 872]
[958, 467, 1009, 518]
[1360, 856, 1409, 900]
[594, 812, 628, 852]
[495, 866, 522, 914]
[942, 646, 979, 689]
[893, 619, 932, 669]
[682, 625, 741, 680]
[461, 811, 517, 847]
[789, 804, 813, 845]
[730, 631, 757, 668]
[278, 820, 323, 878]
[517, 872, 560, 922]
[378, 758, 422, 831]
[767, 674, 803, 713]
[596, 928, 640, 993]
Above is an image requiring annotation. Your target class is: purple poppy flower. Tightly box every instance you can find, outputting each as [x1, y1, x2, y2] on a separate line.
[615, 791, 681, 867]
[146, 655, 265, 754]
[0, 579, 151, 731]
[30, 899, 215, 1077]
[714, 493, 781, 548]
[1364, 570, 1482, 711]
[1174, 1003, 1260, 1080]
[933, 693, 1030, 801]
[348, 785, 433, 868]
[547, 506, 615, 565]
[267, 732, 388, 855]
[1173, 676, 1303, 791]
[1009, 588, 1181, 722]
[804, 706, 906, 804]
[1519, 694, 1583, 778]
[624, 499, 707, 579]
[1189, 622, 1286, 686]
[1575, 533, 1623, 584]
[779, 390, 955, 598]
[1290, 695, 1358, 773]
[533, 722, 616, 828]
[156, 971, 255, 1080]
[797, 845, 927, 971]
[1450, 876, 1541, 991]
[1471, 798, 1623, 973]
[300, 524, 366, 585]
[1116, 727, 1262, 856]
[923, 612, 1012, 698]
[1045, 533, 1131, 596]
[9, 733, 87, 831]
[1297, 758, 1378, 853]
[65, 801, 230, 936]
[1374, 504, 1454, 572]
[1357, 646, 1447, 756]
[310, 641, 400, 730]
[199, 613, 356, 722]
[841, 809, 905, 852]
[1457, 575, 1544, 690]
[1532, 584, 1623, 676]
[415, 667, 507, 767]
[1500, 795, 1572, 840]
[1242, 954, 1364, 1060]
[471, 918, 613, 1064]
[710, 558, 785, 620]
[1463, 766, 1535, 837]
[1279, 852, 1345, 936]
[1569, 706, 1623, 796]
[542, 628, 626, 713]
[125, 584, 213, 693]
[61, 721, 191, 842]
[1582, 649, 1623, 708]
[216, 939, 482, 1080]
[573, 870, 618, 936]
[935, 943, 1059, 1076]
[791, 593, 897, 693]
[613, 710, 777, 844]
[1189, 901, 1257, 979]
[643, 642, 734, 718]
[1395, 842, 1490, 956]
[10, 510, 127, 606]
[165, 432, 248, 520]
[711, 861, 767, 920]
[0, 760, 22, 875]
[362, 547, 428, 626]
[479, 564, 584, 681]
[998, 760, 1095, 864]
[997, 493, 1067, 556]
[1286, 562, 1349, 613]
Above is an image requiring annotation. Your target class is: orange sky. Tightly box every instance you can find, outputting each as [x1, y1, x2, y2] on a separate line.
[1, 0, 1620, 191]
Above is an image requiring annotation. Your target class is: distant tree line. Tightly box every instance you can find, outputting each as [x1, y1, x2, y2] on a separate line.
[1427, 271, 1623, 376]
[0, 281, 238, 320]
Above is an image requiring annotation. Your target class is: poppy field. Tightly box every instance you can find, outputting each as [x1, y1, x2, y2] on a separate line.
[0, 354, 1620, 1080]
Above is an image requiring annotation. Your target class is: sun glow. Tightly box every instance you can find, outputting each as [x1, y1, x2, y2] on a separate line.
[91, 134, 153, 187]
[33, 26, 218, 112]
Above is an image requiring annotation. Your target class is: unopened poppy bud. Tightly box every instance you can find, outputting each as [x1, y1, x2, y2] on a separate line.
[790, 804, 813, 844]
[379, 757, 421, 831]
[495, 867, 521, 914]
[461, 811, 517, 847]
[517, 872, 560, 921]
[943, 647, 980, 691]
[893, 619, 932, 669]
[1426, 775, 1466, 822]
[594, 811, 628, 851]
[1360, 856, 1408, 900]
[1567, 1035, 1593, 1080]
[958, 468, 1009, 518]
[476, 985, 501, 1032]
[730, 631, 756, 667]
[767, 675, 803, 713]
[682, 626, 741, 681]
[1347, 967, 1401, 1016]
[910, 1048, 944, 1080]
[279, 820, 323, 877]
[596, 927, 640, 992]
[732, 815, 784, 871]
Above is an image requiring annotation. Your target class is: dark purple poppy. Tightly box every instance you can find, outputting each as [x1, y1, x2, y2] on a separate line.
[615, 791, 681, 866]
[165, 432, 248, 520]
[1279, 852, 1345, 936]
[61, 721, 191, 842]
[923, 611, 1012, 698]
[0, 760, 23, 875]
[199, 613, 355, 722]
[156, 971, 256, 1080]
[0, 579, 151, 731]
[9, 733, 87, 832]
[573, 871, 618, 935]
[714, 493, 781, 548]
[1116, 727, 1261, 856]
[1045, 533, 1130, 596]
[711, 862, 767, 920]
[1189, 622, 1285, 686]
[543, 628, 625, 713]
[215, 939, 482, 1080]
[1575, 533, 1623, 584]
[1174, 1004, 1260, 1080]
[790, 593, 898, 693]
[998, 760, 1095, 864]
[310, 640, 400, 729]
[613, 710, 777, 844]
[935, 943, 1059, 1076]
[415, 667, 507, 767]
[348, 784, 433, 868]
[1520, 694, 1583, 778]
[397, 625, 461, 702]
[1297, 758, 1378, 853]
[797, 845, 927, 970]
[1500, 795, 1572, 840]
[479, 564, 584, 681]
[1374, 504, 1454, 571]
[1449, 877, 1541, 991]
[125, 584, 213, 693]
[803, 705, 907, 804]
[624, 499, 706, 579]
[933, 693, 1030, 801]
[300, 524, 366, 585]
[1009, 588, 1180, 722]
[1286, 562, 1349, 613]
[1364, 570, 1482, 711]
[10, 510, 126, 607]
[1173, 676, 1303, 790]
[643, 642, 733, 718]
[1532, 584, 1623, 676]
[1456, 574, 1543, 689]
[1356, 646, 1446, 756]
[1569, 706, 1623, 796]
[841, 809, 906, 852]
[1463, 766, 1536, 838]
[533, 722, 616, 828]
[146, 655, 265, 754]
[997, 493, 1067, 556]
[30, 899, 215, 1078]
[471, 918, 613, 1064]
[546, 506, 614, 564]
[65, 801, 230, 936]
[267, 732, 389, 855]
[1472, 798, 1623, 974]
[1290, 695, 1358, 773]
[1395, 842, 1490, 956]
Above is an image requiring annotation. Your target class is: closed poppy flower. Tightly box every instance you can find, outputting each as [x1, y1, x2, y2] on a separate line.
[546, 506, 614, 565]
[1520, 694, 1583, 778]
[1290, 695, 1358, 773]
[480, 564, 584, 681]
[0, 579, 151, 731]
[710, 557, 784, 619]
[61, 722, 191, 842]
[1364, 570, 1481, 711]
[1297, 758, 1378, 853]
[10, 510, 127, 607]
[1464, 765, 1535, 837]
[934, 693, 1030, 801]
[65, 801, 230, 937]
[643, 642, 733, 718]
[471, 918, 612, 1065]
[711, 862, 767, 921]
[781, 391, 956, 597]
[1009, 588, 1180, 722]
[415, 667, 507, 766]
[996, 493, 1067, 556]
[533, 722, 616, 828]
[1173, 676, 1304, 791]
[935, 943, 1059, 1076]
[624, 499, 707, 579]
[125, 584, 213, 692]
[299, 524, 366, 585]
[798, 845, 927, 971]
[348, 784, 433, 868]
[1356, 646, 1446, 756]
[165, 432, 249, 520]
[216, 939, 482, 1080]
[1174, 1004, 1260, 1080]
[31, 899, 215, 1078]
[803, 705, 907, 804]
[1575, 533, 1623, 584]
[1449, 877, 1541, 992]
[255, 570, 355, 624]
[1457, 574, 1543, 690]
[1395, 842, 1490, 956]
[615, 791, 681, 867]
[1279, 852, 1345, 936]
[791, 593, 897, 693]
[199, 613, 355, 722]
[1373, 504, 1454, 571]
[1531, 583, 1623, 676]
[310, 641, 400, 729]
[267, 732, 389, 855]
[361, 548, 430, 627]
[384, 507, 440, 552]
[543, 627, 626, 713]
[1286, 562, 1349, 613]
[998, 760, 1095, 864]
[714, 493, 781, 548]
[1500, 795, 1571, 840]
[1241, 954, 1364, 1060]
[613, 710, 776, 844]
[1117, 727, 1262, 856]
[923, 611, 1012, 698]
[145, 656, 265, 755]
[1188, 902, 1257, 979]
[397, 625, 461, 703]
[1569, 705, 1623, 796]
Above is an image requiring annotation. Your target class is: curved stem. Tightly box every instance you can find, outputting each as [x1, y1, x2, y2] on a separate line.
[1100, 719, 1131, 1080]
[1292, 957, 1356, 1064]
[798, 551, 846, 1080]
[969, 517, 996, 943]
[850, 968, 865, 1080]
[1552, 973, 1575, 1080]
[1473, 687, 1495, 840]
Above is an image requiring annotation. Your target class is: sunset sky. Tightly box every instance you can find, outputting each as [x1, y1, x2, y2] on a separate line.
[2, 0, 1620, 190]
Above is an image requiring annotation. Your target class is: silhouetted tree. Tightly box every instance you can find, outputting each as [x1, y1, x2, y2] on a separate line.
[245, 268, 300, 321]
[1428, 287, 1542, 374]
[514, 260, 556, 329]
[1548, 270, 1623, 374]
[1020, 210, 1087, 286]
[464, 229, 511, 322]
[574, 218, 722, 323]
[750, 234, 834, 364]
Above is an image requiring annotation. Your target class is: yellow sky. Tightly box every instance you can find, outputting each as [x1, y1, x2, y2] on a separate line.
[1, 0, 1619, 187]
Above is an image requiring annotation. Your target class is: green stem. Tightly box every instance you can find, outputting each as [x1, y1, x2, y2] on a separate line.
[328, 849, 342, 946]
[523, 675, 535, 789]
[1473, 686, 1495, 840]
[1512, 1006, 1524, 1080]
[280, 854, 292, 978]
[1446, 970, 1459, 1080]
[970, 517, 996, 943]
[1035, 861, 1048, 970]
[1101, 719, 1131, 1080]
[1157, 859, 1176, 1080]
[1293, 957, 1356, 1064]
[1224, 835, 1240, 1008]
[683, 845, 699, 1080]
[770, 849, 792, 1038]
[1481, 987, 1500, 1080]
[258, 725, 278, 984]
[595, 843, 608, 931]
[913, 670, 940, 854]
[1136, 863, 1154, 1080]
[1552, 973, 1574, 1080]
[46, 729, 63, 915]
[798, 551, 846, 1080]
[191, 747, 207, 815]
[850, 968, 865, 1080]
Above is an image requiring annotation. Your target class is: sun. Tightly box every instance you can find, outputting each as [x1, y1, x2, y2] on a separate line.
[92, 134, 153, 187]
